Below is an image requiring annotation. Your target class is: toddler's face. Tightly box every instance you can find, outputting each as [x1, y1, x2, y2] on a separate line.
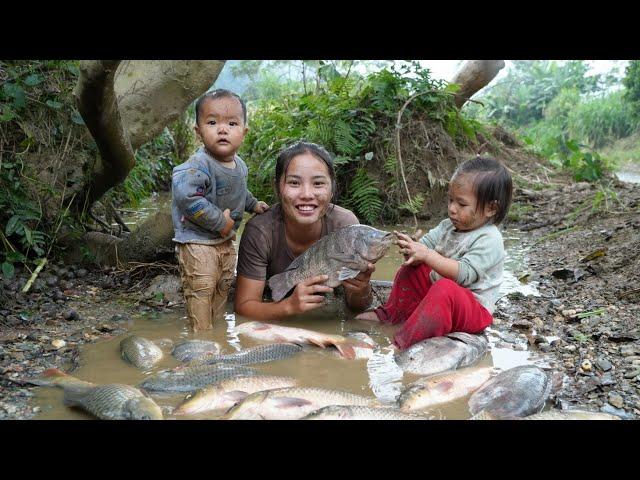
[195, 96, 247, 162]
[447, 174, 496, 231]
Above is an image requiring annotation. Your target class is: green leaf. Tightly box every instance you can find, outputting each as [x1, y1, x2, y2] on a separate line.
[0, 107, 16, 122]
[66, 63, 80, 76]
[3, 83, 26, 109]
[445, 83, 461, 93]
[1, 262, 15, 280]
[23, 226, 32, 245]
[24, 74, 43, 86]
[71, 110, 85, 125]
[46, 100, 63, 110]
[5, 215, 21, 236]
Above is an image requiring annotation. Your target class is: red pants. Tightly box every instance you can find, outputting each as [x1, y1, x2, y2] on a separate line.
[375, 264, 493, 350]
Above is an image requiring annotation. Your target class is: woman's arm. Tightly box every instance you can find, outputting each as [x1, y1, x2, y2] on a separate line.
[234, 274, 335, 321]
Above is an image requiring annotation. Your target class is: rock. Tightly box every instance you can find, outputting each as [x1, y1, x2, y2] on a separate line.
[600, 372, 617, 386]
[581, 359, 593, 372]
[624, 369, 640, 379]
[564, 345, 577, 352]
[142, 275, 182, 304]
[608, 392, 624, 409]
[595, 358, 612, 372]
[600, 403, 629, 419]
[562, 309, 578, 317]
[620, 345, 639, 356]
[64, 309, 79, 321]
[512, 320, 533, 330]
[111, 313, 132, 323]
[46, 276, 59, 287]
[539, 343, 552, 352]
[76, 269, 88, 278]
[51, 339, 66, 349]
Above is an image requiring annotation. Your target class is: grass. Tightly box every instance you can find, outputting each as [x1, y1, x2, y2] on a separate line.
[599, 132, 640, 170]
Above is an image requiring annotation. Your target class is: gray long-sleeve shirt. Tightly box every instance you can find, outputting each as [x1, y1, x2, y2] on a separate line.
[171, 147, 258, 245]
[420, 219, 505, 313]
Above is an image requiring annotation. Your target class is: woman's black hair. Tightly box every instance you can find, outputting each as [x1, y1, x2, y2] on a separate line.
[453, 156, 513, 225]
[194, 89, 247, 125]
[274, 141, 338, 203]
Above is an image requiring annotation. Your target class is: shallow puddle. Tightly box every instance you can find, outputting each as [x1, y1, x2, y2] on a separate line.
[34, 226, 544, 420]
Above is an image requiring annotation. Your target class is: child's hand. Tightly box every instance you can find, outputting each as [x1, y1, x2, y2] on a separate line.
[219, 208, 235, 237]
[253, 201, 269, 214]
[394, 231, 430, 266]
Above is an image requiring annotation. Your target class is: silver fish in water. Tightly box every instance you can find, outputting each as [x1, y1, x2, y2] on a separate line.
[120, 335, 163, 369]
[394, 332, 488, 376]
[268, 225, 392, 301]
[138, 363, 257, 393]
[222, 387, 380, 420]
[188, 343, 303, 367]
[468, 365, 551, 419]
[172, 339, 221, 362]
[302, 405, 432, 420]
[398, 366, 495, 412]
[173, 375, 299, 416]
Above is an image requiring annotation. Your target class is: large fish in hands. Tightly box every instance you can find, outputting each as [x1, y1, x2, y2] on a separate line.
[234, 321, 373, 360]
[268, 225, 392, 302]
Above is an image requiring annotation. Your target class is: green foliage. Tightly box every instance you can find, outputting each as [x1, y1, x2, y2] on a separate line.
[345, 169, 384, 224]
[241, 62, 470, 221]
[623, 61, 640, 115]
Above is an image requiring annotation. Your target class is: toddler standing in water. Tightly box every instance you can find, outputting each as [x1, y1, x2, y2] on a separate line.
[356, 156, 513, 349]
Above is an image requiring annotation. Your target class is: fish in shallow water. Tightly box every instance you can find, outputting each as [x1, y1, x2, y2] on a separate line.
[188, 343, 303, 367]
[173, 375, 299, 416]
[309, 331, 378, 360]
[234, 321, 373, 360]
[221, 387, 380, 420]
[394, 332, 488, 376]
[468, 365, 551, 419]
[172, 339, 221, 362]
[398, 366, 495, 412]
[521, 409, 622, 421]
[120, 335, 163, 369]
[302, 405, 432, 420]
[267, 225, 393, 302]
[26, 368, 162, 420]
[138, 363, 257, 393]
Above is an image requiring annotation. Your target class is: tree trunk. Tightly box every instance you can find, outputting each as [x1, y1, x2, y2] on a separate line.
[73, 60, 225, 211]
[450, 60, 505, 108]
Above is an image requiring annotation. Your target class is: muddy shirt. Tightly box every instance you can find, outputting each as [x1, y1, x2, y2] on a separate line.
[171, 147, 259, 245]
[237, 204, 359, 281]
[419, 218, 505, 313]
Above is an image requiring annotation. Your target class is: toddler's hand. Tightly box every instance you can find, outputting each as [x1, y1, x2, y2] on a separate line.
[254, 201, 269, 214]
[394, 231, 430, 266]
[219, 208, 235, 237]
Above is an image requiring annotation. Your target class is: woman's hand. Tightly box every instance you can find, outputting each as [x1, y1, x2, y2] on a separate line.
[253, 201, 269, 214]
[285, 275, 334, 315]
[395, 231, 431, 266]
[342, 263, 375, 296]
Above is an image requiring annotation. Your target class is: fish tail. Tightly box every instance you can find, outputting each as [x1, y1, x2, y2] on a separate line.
[268, 271, 294, 302]
[62, 385, 91, 407]
[333, 342, 356, 360]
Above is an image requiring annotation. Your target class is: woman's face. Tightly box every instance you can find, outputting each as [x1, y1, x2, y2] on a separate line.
[279, 153, 332, 227]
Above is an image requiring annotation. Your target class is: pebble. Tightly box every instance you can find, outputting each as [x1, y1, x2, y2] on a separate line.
[624, 369, 640, 379]
[595, 358, 612, 372]
[64, 309, 79, 321]
[608, 392, 625, 409]
[600, 372, 617, 386]
[564, 345, 577, 352]
[562, 309, 577, 317]
[601, 403, 628, 419]
[539, 343, 552, 352]
[581, 360, 593, 371]
[512, 320, 533, 330]
[51, 339, 66, 349]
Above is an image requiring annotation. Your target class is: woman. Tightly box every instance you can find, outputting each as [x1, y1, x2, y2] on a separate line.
[234, 141, 375, 321]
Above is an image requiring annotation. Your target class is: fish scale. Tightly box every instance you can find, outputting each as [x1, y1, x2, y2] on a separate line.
[120, 335, 163, 369]
[64, 384, 162, 420]
[190, 343, 303, 366]
[303, 405, 432, 420]
[138, 363, 257, 393]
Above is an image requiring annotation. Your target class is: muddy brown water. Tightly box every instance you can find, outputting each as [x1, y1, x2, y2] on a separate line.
[34, 202, 547, 419]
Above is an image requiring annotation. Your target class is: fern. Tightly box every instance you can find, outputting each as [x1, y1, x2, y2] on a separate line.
[399, 193, 425, 215]
[347, 169, 383, 224]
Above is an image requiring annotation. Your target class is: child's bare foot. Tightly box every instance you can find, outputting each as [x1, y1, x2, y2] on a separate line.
[354, 311, 379, 322]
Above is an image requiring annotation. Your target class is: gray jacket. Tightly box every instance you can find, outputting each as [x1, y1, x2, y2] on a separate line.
[171, 147, 258, 245]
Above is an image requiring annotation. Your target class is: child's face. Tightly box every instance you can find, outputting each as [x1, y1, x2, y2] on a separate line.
[447, 173, 496, 231]
[278, 153, 332, 227]
[195, 96, 248, 162]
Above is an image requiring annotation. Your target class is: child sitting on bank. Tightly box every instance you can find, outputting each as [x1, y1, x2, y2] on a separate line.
[356, 156, 513, 349]
[171, 89, 268, 332]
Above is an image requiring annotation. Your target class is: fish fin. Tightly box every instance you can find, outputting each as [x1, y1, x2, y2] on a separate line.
[268, 272, 294, 302]
[307, 338, 328, 349]
[334, 343, 356, 360]
[224, 390, 250, 404]
[272, 397, 313, 408]
[337, 267, 361, 281]
[434, 380, 455, 393]
[42, 368, 69, 378]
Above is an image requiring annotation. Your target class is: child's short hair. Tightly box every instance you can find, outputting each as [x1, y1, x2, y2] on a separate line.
[454, 156, 513, 225]
[195, 89, 247, 125]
